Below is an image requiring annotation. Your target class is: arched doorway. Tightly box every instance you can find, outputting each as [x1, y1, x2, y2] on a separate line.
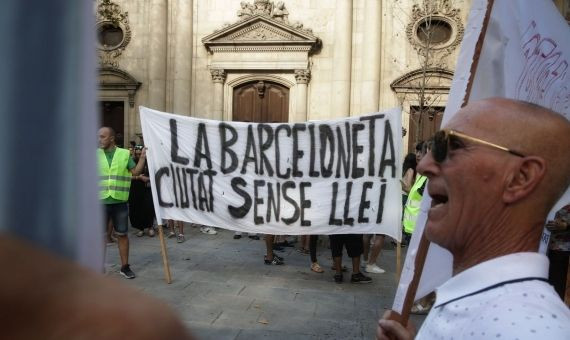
[232, 80, 289, 123]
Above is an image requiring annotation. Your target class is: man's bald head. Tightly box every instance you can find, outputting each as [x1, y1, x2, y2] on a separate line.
[418, 98, 570, 266]
[447, 98, 570, 211]
[98, 126, 116, 150]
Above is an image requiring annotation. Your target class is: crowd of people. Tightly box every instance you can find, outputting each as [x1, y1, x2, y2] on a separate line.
[98, 127, 428, 285]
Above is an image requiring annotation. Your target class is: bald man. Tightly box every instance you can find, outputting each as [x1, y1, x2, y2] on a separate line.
[99, 127, 147, 279]
[377, 98, 570, 340]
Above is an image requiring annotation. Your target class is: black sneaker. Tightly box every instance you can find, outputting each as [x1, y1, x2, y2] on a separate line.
[334, 273, 343, 284]
[249, 235, 260, 240]
[264, 255, 284, 265]
[120, 264, 136, 279]
[351, 272, 372, 284]
[233, 234, 242, 239]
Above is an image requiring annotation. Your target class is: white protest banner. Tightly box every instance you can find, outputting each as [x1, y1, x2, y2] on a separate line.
[140, 107, 403, 238]
[394, 0, 570, 313]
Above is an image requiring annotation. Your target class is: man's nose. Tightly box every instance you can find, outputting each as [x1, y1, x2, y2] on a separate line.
[417, 150, 439, 177]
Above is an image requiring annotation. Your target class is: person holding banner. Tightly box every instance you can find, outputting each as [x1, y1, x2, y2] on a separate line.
[377, 98, 570, 339]
[98, 127, 147, 279]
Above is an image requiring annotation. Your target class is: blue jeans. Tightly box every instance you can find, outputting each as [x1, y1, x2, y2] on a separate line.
[104, 203, 129, 236]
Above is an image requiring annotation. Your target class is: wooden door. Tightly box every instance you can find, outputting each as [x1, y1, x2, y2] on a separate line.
[407, 106, 444, 153]
[232, 80, 289, 123]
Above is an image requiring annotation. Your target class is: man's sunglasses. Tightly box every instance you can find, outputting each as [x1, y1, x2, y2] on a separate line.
[431, 129, 525, 163]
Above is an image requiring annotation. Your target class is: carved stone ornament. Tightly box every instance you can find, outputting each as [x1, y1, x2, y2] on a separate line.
[96, 0, 132, 68]
[234, 0, 314, 35]
[210, 69, 227, 83]
[238, 0, 288, 23]
[294, 69, 310, 84]
[406, 0, 464, 66]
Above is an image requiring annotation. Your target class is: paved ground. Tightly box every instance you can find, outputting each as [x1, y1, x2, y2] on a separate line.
[105, 225, 426, 339]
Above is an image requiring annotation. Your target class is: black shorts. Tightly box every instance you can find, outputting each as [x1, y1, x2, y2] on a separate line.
[329, 234, 363, 258]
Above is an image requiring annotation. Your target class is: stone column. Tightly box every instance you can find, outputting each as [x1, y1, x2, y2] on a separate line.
[172, 0, 193, 116]
[360, 0, 381, 114]
[210, 69, 226, 120]
[147, 0, 168, 111]
[331, 0, 353, 117]
[295, 69, 311, 122]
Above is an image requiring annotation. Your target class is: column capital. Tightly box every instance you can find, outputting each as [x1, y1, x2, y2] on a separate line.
[294, 69, 311, 84]
[210, 68, 226, 83]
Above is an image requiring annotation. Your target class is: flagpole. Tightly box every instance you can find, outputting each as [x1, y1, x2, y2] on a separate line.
[389, 0, 496, 327]
[462, 0, 495, 107]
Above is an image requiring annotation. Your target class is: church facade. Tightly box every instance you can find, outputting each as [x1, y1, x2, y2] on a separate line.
[97, 0, 487, 151]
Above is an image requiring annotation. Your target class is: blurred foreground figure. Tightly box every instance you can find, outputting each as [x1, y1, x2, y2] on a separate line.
[0, 236, 192, 339]
[0, 1, 192, 338]
[377, 98, 570, 340]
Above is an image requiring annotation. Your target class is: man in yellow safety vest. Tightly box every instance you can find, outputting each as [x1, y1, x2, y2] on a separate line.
[98, 127, 147, 279]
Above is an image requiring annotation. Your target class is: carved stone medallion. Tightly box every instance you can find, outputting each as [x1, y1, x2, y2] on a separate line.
[406, 0, 464, 66]
[96, 0, 132, 68]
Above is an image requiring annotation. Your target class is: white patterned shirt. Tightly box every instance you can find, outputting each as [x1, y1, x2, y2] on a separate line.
[416, 252, 570, 340]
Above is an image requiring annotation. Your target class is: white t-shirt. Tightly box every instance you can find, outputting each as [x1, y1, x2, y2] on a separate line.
[416, 252, 570, 339]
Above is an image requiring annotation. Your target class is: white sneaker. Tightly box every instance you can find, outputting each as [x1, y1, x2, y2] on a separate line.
[200, 226, 217, 235]
[365, 264, 385, 274]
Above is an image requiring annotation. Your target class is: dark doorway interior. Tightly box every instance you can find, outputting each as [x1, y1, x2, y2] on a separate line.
[100, 101, 125, 147]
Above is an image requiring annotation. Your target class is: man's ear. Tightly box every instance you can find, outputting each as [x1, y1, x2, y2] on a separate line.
[503, 157, 546, 204]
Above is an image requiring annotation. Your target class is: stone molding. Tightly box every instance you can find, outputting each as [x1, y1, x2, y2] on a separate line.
[210, 69, 227, 83]
[96, 0, 132, 68]
[390, 68, 453, 95]
[98, 67, 141, 107]
[294, 69, 310, 84]
[406, 0, 464, 66]
[203, 14, 320, 72]
[203, 15, 319, 53]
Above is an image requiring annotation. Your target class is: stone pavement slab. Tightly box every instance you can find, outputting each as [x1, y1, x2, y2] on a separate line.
[105, 226, 426, 339]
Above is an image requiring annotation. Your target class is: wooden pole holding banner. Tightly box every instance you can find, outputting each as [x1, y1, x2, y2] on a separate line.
[389, 0, 496, 327]
[157, 224, 172, 284]
[396, 242, 402, 280]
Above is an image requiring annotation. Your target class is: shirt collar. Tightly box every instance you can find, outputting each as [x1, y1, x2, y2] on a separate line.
[434, 252, 549, 307]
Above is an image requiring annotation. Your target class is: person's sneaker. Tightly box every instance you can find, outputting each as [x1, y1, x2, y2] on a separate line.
[351, 272, 372, 284]
[249, 235, 260, 240]
[233, 234, 242, 239]
[176, 234, 185, 243]
[120, 264, 136, 279]
[334, 273, 343, 284]
[264, 255, 284, 265]
[147, 228, 155, 237]
[167, 231, 176, 238]
[135, 230, 144, 237]
[365, 264, 386, 274]
[200, 226, 217, 235]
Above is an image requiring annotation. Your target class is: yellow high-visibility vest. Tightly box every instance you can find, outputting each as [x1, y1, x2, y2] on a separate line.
[98, 148, 132, 201]
[403, 175, 427, 234]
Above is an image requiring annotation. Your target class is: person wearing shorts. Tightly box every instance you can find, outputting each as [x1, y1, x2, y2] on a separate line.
[98, 127, 147, 279]
[329, 234, 372, 284]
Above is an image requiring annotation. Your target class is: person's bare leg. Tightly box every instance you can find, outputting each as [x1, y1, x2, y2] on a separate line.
[177, 221, 184, 235]
[368, 235, 385, 265]
[118, 235, 129, 266]
[333, 256, 342, 274]
[352, 255, 362, 274]
[106, 220, 115, 243]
